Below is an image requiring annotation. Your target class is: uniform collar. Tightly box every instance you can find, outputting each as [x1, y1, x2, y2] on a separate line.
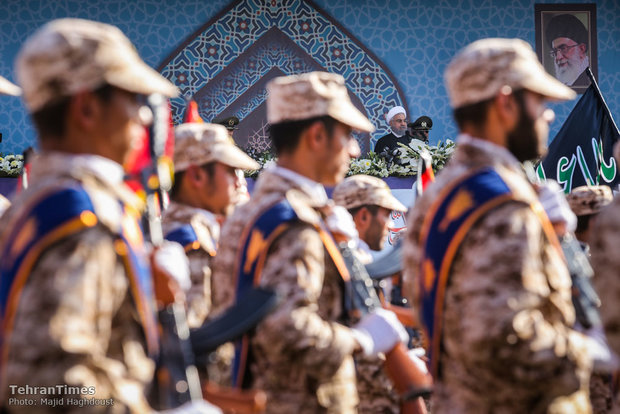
[269, 165, 328, 205]
[456, 133, 523, 171]
[31, 151, 125, 185]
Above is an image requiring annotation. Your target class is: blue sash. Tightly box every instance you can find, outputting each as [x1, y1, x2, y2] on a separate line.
[0, 187, 159, 367]
[418, 168, 514, 377]
[165, 224, 201, 252]
[232, 199, 299, 388]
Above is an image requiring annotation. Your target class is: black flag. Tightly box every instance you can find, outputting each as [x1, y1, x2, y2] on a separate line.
[538, 70, 620, 193]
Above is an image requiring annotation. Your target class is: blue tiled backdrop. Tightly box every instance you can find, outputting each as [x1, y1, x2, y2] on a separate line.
[0, 0, 618, 154]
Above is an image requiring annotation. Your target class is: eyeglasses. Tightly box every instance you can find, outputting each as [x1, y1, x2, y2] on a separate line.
[549, 44, 580, 58]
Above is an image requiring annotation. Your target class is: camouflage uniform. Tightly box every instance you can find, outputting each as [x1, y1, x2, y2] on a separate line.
[0, 153, 154, 413]
[165, 122, 258, 387]
[211, 166, 359, 413]
[332, 174, 408, 413]
[567, 185, 615, 414]
[161, 201, 234, 386]
[589, 195, 620, 412]
[403, 135, 592, 413]
[162, 201, 218, 329]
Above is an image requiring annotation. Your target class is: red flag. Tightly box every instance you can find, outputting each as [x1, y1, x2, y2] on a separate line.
[416, 150, 435, 196]
[184, 100, 204, 123]
[124, 97, 175, 200]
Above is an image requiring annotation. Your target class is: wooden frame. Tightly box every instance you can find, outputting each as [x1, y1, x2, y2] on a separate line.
[535, 3, 597, 94]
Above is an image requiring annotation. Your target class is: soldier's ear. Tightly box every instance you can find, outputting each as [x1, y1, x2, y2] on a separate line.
[186, 165, 206, 187]
[494, 88, 519, 130]
[304, 121, 327, 150]
[68, 91, 100, 131]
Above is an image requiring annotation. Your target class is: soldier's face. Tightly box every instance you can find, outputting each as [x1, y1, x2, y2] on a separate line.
[96, 88, 151, 165]
[364, 207, 392, 251]
[389, 113, 408, 136]
[201, 162, 240, 215]
[506, 91, 554, 162]
[319, 122, 360, 186]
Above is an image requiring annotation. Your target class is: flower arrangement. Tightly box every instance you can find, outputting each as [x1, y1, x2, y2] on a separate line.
[0, 154, 24, 177]
[243, 139, 456, 178]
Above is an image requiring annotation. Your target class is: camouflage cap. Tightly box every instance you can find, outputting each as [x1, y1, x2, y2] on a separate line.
[267, 71, 375, 133]
[0, 76, 21, 96]
[445, 38, 576, 109]
[173, 123, 259, 172]
[567, 185, 613, 216]
[332, 174, 406, 212]
[16, 18, 178, 112]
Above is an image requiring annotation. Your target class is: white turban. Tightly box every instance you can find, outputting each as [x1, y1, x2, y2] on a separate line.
[386, 106, 406, 124]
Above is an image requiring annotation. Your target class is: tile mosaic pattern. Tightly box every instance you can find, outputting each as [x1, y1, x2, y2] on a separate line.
[159, 0, 406, 151]
[0, 0, 618, 155]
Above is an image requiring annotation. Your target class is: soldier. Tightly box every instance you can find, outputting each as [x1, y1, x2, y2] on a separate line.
[164, 123, 258, 327]
[403, 38, 595, 413]
[332, 174, 406, 263]
[584, 182, 620, 411]
[0, 18, 205, 413]
[211, 71, 408, 413]
[163, 123, 258, 385]
[0, 75, 21, 216]
[212, 115, 240, 139]
[332, 174, 408, 413]
[211, 115, 251, 207]
[407, 115, 433, 144]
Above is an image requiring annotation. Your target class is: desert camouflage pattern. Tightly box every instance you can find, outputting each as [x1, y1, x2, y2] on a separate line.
[266, 71, 374, 133]
[15, 18, 177, 112]
[444, 38, 575, 109]
[347, 235, 399, 413]
[589, 372, 614, 414]
[590, 194, 620, 407]
[403, 136, 592, 413]
[0, 152, 154, 413]
[355, 353, 399, 414]
[211, 167, 359, 413]
[173, 123, 259, 173]
[567, 185, 613, 216]
[162, 201, 219, 328]
[161, 201, 234, 386]
[332, 174, 406, 212]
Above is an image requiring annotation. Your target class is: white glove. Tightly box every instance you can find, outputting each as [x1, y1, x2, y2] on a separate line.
[407, 348, 429, 375]
[584, 326, 619, 374]
[153, 240, 191, 292]
[324, 205, 359, 241]
[351, 307, 409, 356]
[159, 400, 222, 414]
[537, 180, 576, 233]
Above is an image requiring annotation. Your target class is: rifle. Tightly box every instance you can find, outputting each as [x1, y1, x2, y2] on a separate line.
[558, 233, 602, 330]
[190, 287, 277, 413]
[142, 93, 203, 408]
[143, 94, 276, 412]
[339, 242, 432, 414]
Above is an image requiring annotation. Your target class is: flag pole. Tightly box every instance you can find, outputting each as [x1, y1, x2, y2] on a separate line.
[585, 67, 620, 135]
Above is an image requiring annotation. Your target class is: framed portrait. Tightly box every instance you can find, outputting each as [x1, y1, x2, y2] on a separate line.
[535, 3, 597, 94]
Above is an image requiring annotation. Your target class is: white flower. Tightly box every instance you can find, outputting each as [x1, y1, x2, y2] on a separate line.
[408, 139, 426, 153]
